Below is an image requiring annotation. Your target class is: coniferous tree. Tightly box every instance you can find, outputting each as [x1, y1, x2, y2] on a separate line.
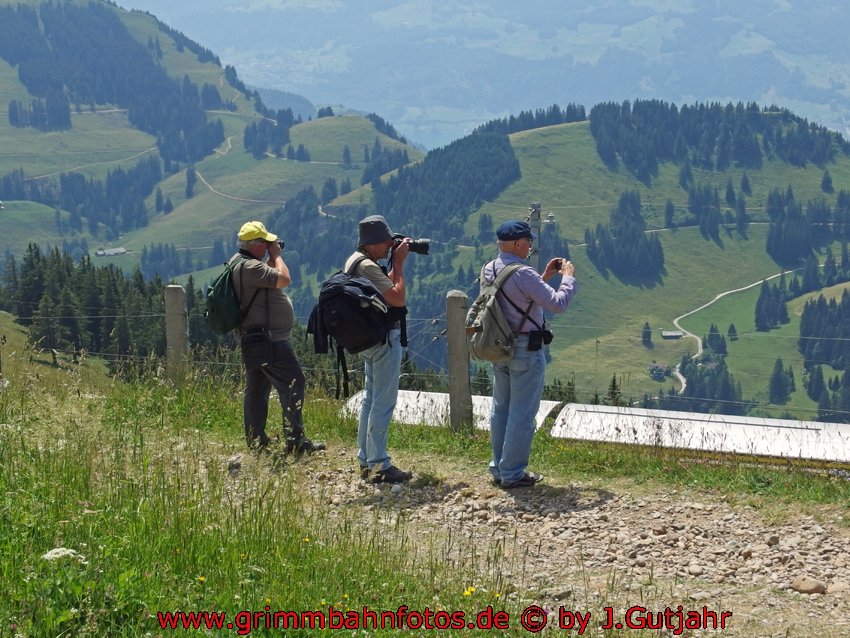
[664, 199, 675, 228]
[641, 322, 652, 346]
[817, 389, 832, 422]
[741, 172, 751, 196]
[768, 357, 790, 404]
[605, 374, 622, 406]
[822, 169, 834, 193]
[725, 178, 736, 206]
[185, 165, 196, 199]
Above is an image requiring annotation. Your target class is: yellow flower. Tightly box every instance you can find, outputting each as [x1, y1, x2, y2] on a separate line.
[494, 593, 502, 599]
[197, 576, 206, 584]
[265, 597, 271, 605]
[302, 537, 311, 543]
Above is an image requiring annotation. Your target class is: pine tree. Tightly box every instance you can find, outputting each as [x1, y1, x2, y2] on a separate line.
[185, 165, 196, 199]
[725, 178, 736, 206]
[822, 169, 834, 193]
[817, 389, 832, 422]
[768, 357, 789, 404]
[605, 374, 622, 406]
[664, 199, 674, 228]
[740, 172, 751, 196]
[641, 321, 652, 346]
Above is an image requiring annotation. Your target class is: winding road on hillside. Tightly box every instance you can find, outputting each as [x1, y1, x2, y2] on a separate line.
[670, 266, 803, 393]
[193, 170, 283, 205]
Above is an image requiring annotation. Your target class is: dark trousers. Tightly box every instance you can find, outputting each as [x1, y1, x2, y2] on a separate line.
[243, 339, 305, 445]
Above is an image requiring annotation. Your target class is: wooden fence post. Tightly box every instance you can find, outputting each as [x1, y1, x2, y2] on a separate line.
[446, 289, 473, 432]
[165, 285, 189, 382]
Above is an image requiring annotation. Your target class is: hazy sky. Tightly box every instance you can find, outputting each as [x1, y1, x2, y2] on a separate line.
[118, 0, 850, 148]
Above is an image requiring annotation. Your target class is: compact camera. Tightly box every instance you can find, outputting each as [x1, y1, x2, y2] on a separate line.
[275, 240, 285, 249]
[392, 234, 430, 255]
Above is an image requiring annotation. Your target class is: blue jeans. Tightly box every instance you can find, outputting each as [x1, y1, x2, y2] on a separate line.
[489, 336, 546, 483]
[358, 329, 402, 471]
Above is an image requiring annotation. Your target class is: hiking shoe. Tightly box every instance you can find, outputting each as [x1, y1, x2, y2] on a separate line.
[285, 437, 327, 457]
[248, 433, 274, 452]
[371, 465, 412, 484]
[500, 472, 543, 489]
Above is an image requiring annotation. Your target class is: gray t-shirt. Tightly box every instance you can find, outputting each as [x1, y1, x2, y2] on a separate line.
[344, 251, 393, 294]
[229, 253, 295, 341]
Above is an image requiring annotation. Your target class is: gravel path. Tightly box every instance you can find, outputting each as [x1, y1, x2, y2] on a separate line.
[234, 448, 850, 637]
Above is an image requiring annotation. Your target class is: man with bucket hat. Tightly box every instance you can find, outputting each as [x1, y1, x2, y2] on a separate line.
[343, 215, 413, 484]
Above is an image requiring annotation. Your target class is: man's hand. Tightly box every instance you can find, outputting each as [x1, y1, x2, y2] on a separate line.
[267, 241, 282, 260]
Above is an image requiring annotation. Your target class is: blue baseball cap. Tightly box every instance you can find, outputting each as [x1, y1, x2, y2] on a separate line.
[496, 220, 536, 241]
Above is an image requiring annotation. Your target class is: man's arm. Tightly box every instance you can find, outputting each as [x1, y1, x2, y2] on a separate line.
[381, 240, 410, 307]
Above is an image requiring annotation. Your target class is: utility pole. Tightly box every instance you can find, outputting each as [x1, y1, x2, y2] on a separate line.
[527, 202, 542, 272]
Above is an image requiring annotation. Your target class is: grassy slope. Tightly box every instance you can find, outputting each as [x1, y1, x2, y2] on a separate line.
[466, 121, 850, 415]
[0, 0, 424, 265]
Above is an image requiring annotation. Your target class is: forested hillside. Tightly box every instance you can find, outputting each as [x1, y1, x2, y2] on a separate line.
[5, 1, 850, 421]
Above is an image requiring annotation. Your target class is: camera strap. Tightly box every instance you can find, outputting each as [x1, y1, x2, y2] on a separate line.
[491, 262, 542, 333]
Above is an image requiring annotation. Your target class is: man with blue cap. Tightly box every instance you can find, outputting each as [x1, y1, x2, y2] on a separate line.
[481, 219, 578, 488]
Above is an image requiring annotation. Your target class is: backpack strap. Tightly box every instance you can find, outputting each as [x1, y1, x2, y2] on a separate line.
[234, 256, 262, 327]
[345, 254, 370, 275]
[348, 253, 408, 347]
[487, 262, 541, 333]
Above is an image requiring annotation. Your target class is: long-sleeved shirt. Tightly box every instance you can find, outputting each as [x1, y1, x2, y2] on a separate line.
[482, 252, 578, 332]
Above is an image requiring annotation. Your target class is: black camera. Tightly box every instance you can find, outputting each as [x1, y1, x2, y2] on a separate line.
[393, 234, 430, 255]
[276, 240, 285, 249]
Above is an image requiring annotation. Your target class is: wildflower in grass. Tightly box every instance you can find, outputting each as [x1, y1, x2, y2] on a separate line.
[197, 576, 206, 584]
[41, 547, 88, 565]
[493, 592, 501, 599]
[463, 586, 476, 597]
[265, 597, 271, 605]
[303, 536, 311, 543]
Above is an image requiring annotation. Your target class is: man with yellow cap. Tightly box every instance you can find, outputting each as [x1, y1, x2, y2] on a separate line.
[230, 220, 325, 456]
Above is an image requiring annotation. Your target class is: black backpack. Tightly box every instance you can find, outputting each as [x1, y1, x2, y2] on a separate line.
[308, 255, 407, 397]
[204, 256, 260, 335]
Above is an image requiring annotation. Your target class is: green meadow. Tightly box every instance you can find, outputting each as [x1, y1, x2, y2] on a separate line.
[1, 309, 849, 637]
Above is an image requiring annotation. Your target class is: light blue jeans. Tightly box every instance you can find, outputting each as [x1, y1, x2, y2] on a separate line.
[489, 336, 546, 483]
[358, 329, 402, 471]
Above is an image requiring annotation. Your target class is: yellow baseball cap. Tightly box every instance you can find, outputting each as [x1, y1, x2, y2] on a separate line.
[238, 221, 277, 242]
